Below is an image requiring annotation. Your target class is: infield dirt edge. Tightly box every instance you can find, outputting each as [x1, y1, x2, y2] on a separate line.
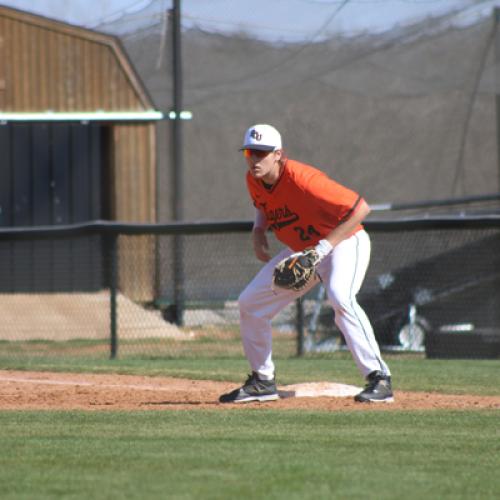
[0, 370, 499, 411]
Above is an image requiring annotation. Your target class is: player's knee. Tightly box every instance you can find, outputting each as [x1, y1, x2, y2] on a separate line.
[238, 288, 254, 313]
[329, 290, 353, 314]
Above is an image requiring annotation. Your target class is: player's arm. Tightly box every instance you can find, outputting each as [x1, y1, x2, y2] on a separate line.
[272, 198, 370, 290]
[323, 197, 370, 248]
[304, 169, 371, 259]
[252, 208, 271, 262]
[306, 197, 370, 264]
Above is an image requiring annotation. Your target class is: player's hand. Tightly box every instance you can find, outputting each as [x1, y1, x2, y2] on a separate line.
[252, 227, 271, 262]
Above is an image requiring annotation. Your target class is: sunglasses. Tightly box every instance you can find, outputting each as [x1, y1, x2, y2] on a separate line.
[243, 149, 273, 159]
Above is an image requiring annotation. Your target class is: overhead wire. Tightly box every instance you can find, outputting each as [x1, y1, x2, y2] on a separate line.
[311, 6, 493, 95]
[184, 0, 351, 91]
[111, 0, 492, 95]
[451, 16, 497, 197]
[85, 0, 156, 28]
[183, 2, 493, 106]
[88, 0, 497, 107]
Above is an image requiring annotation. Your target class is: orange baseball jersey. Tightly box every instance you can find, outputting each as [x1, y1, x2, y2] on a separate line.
[246, 159, 364, 251]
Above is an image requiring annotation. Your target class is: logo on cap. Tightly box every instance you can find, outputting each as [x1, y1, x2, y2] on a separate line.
[250, 129, 262, 141]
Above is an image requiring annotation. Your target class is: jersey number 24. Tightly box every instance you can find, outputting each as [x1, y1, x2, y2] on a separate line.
[294, 225, 320, 241]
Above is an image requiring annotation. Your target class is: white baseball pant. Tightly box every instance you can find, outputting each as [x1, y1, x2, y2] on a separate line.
[238, 229, 390, 380]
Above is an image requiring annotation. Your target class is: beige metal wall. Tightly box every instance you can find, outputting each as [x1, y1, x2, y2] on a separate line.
[113, 124, 157, 302]
[113, 124, 157, 222]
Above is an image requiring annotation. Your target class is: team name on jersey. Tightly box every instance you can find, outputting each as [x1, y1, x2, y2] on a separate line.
[263, 204, 299, 230]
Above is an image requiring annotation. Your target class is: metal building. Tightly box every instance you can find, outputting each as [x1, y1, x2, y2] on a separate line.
[0, 6, 162, 298]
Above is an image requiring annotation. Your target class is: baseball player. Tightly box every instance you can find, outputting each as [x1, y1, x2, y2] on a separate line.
[219, 124, 393, 404]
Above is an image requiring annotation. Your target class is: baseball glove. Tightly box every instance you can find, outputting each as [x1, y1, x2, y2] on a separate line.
[272, 249, 320, 292]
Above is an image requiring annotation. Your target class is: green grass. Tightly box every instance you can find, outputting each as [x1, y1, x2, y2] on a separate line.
[0, 410, 498, 500]
[1, 353, 499, 499]
[1, 353, 499, 396]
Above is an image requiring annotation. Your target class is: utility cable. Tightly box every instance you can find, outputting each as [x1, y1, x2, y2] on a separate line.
[185, 0, 351, 91]
[451, 16, 497, 196]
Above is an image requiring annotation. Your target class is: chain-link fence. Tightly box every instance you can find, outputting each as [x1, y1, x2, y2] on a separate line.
[1, 215, 499, 362]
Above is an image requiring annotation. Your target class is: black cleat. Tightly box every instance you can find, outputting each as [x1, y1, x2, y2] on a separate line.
[219, 372, 279, 403]
[355, 370, 394, 403]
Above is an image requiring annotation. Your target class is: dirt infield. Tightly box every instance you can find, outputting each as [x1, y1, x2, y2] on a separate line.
[0, 370, 498, 411]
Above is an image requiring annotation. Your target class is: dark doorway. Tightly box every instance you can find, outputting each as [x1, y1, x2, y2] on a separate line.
[0, 122, 110, 292]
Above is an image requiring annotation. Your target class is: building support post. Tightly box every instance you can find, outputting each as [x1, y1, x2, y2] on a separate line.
[494, 8, 500, 190]
[171, 0, 184, 325]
